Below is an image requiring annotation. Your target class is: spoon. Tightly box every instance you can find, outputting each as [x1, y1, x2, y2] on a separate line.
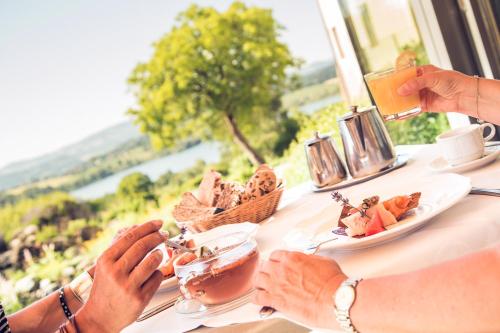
[165, 239, 194, 253]
[304, 237, 339, 254]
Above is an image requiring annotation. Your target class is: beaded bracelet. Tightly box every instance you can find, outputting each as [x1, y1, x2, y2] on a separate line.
[58, 287, 73, 319]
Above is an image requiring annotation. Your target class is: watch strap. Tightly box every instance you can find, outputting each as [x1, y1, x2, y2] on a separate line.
[334, 277, 362, 333]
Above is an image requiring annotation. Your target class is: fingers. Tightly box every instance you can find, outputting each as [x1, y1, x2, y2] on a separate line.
[112, 226, 136, 244]
[253, 288, 272, 306]
[417, 64, 440, 76]
[119, 231, 167, 273]
[174, 252, 198, 266]
[397, 73, 440, 96]
[269, 250, 291, 262]
[130, 249, 164, 286]
[252, 289, 285, 310]
[104, 220, 164, 261]
[141, 270, 163, 300]
[255, 271, 272, 290]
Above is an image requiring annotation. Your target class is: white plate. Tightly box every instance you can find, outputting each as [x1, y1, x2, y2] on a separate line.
[428, 148, 499, 173]
[188, 221, 259, 244]
[283, 173, 471, 251]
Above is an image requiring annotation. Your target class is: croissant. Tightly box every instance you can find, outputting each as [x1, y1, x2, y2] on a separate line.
[382, 192, 421, 220]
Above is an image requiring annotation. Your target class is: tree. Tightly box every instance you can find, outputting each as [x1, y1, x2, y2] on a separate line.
[117, 173, 157, 206]
[128, 2, 298, 165]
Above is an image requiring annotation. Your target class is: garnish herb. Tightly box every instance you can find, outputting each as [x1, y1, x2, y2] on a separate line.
[331, 191, 368, 217]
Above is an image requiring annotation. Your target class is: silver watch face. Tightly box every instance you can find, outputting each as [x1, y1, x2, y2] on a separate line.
[335, 285, 355, 310]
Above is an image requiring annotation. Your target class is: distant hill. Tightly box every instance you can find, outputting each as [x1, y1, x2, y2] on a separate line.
[296, 59, 336, 87]
[0, 59, 338, 192]
[0, 121, 144, 191]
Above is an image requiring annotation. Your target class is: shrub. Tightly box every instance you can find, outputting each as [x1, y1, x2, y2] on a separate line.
[35, 225, 59, 243]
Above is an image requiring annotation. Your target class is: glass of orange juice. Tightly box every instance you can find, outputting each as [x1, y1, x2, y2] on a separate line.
[364, 62, 421, 121]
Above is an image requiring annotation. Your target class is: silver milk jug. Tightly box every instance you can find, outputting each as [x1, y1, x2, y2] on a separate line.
[337, 105, 396, 178]
[304, 132, 347, 188]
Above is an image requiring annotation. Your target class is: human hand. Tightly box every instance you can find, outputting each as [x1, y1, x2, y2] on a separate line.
[253, 250, 347, 329]
[397, 65, 475, 116]
[76, 220, 167, 333]
[87, 226, 138, 279]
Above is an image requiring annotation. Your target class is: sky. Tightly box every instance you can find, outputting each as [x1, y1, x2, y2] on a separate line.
[0, 0, 333, 168]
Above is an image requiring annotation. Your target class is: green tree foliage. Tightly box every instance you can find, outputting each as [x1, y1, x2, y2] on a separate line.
[116, 172, 157, 208]
[0, 192, 76, 241]
[128, 2, 299, 165]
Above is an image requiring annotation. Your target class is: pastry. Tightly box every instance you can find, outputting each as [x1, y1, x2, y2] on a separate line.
[214, 181, 244, 210]
[198, 170, 222, 207]
[172, 205, 218, 222]
[243, 169, 277, 201]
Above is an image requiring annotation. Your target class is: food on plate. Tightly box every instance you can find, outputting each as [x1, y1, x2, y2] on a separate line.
[172, 165, 280, 223]
[175, 239, 259, 305]
[383, 193, 421, 219]
[332, 191, 421, 237]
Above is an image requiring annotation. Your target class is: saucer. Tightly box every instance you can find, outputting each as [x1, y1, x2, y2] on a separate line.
[311, 154, 409, 193]
[428, 149, 500, 173]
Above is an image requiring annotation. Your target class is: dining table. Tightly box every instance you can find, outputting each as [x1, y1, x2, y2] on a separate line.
[124, 143, 500, 333]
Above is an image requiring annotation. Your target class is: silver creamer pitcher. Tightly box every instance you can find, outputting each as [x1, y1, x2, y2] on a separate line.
[305, 132, 347, 188]
[337, 106, 396, 178]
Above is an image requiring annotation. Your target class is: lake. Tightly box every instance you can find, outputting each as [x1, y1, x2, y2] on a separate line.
[299, 94, 342, 114]
[70, 95, 342, 200]
[71, 142, 220, 200]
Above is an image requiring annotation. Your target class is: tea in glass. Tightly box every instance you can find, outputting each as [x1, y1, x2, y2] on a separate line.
[174, 232, 259, 316]
[364, 63, 421, 120]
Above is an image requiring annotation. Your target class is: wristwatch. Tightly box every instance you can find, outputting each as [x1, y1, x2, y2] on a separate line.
[334, 277, 362, 333]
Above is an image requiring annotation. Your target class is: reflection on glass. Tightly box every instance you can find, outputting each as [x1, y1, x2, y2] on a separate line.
[339, 0, 429, 72]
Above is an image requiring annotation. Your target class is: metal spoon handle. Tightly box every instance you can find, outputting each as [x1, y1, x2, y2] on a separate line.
[470, 187, 500, 197]
[165, 239, 194, 253]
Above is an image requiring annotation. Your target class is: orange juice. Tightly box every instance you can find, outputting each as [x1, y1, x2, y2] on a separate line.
[365, 64, 420, 120]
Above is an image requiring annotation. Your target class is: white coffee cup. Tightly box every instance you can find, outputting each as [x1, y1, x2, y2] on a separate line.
[436, 123, 496, 166]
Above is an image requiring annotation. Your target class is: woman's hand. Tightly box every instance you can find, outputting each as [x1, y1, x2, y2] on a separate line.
[398, 65, 476, 116]
[76, 220, 167, 333]
[253, 250, 347, 329]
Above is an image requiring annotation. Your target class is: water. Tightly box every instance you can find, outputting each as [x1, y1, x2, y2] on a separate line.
[70, 95, 342, 200]
[299, 94, 342, 114]
[71, 142, 220, 200]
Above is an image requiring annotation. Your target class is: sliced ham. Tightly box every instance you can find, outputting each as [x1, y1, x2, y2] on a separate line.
[365, 208, 385, 236]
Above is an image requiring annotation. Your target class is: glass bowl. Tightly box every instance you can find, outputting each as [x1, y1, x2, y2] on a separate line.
[173, 231, 259, 315]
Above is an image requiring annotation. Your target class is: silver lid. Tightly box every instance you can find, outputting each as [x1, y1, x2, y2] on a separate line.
[305, 131, 330, 146]
[337, 105, 377, 122]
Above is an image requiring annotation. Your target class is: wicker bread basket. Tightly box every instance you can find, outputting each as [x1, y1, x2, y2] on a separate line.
[179, 185, 284, 233]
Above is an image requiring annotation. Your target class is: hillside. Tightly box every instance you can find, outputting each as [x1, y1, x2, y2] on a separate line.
[296, 59, 336, 87]
[0, 121, 143, 191]
[0, 59, 337, 193]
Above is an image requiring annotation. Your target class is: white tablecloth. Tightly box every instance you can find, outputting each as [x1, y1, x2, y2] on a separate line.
[124, 144, 500, 333]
